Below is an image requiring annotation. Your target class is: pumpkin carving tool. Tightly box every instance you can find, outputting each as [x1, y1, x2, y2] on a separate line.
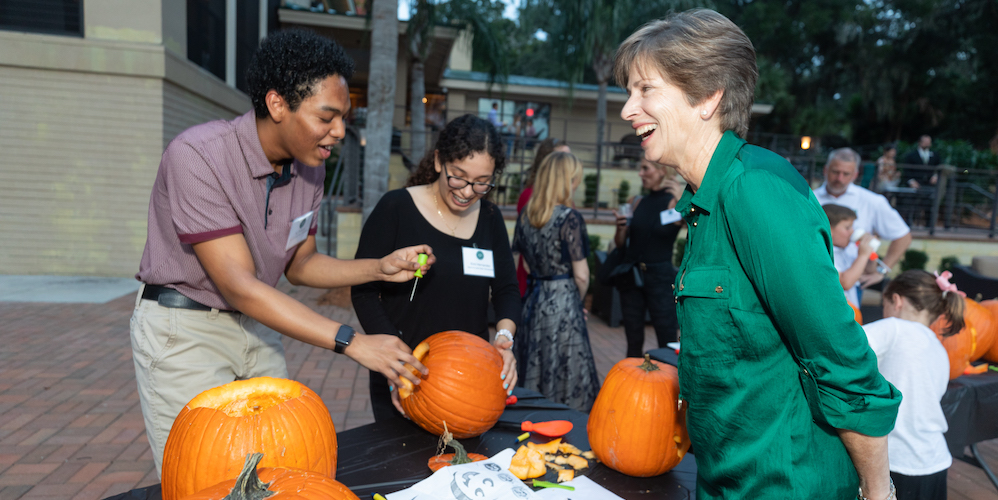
[409, 253, 429, 301]
[498, 420, 574, 437]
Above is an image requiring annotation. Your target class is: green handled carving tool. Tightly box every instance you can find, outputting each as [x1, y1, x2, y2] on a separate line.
[409, 253, 428, 301]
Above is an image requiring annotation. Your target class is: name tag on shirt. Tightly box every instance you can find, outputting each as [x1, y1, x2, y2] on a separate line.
[285, 211, 314, 250]
[660, 209, 682, 225]
[462, 247, 495, 278]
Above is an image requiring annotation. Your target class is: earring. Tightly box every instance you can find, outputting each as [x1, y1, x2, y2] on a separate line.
[700, 109, 708, 117]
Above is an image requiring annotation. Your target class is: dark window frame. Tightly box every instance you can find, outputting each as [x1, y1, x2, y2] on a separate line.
[0, 0, 84, 37]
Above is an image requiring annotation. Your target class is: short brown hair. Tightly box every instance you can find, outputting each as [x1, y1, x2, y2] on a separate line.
[822, 203, 857, 228]
[613, 9, 757, 137]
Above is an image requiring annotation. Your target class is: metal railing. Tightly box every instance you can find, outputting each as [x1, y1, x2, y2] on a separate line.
[342, 108, 997, 236]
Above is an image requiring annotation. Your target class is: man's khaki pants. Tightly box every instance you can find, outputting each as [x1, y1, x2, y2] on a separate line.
[129, 285, 288, 477]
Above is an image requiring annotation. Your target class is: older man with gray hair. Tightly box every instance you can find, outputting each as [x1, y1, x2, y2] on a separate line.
[814, 148, 912, 292]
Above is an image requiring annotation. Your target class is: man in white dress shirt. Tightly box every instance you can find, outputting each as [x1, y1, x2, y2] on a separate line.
[814, 148, 913, 293]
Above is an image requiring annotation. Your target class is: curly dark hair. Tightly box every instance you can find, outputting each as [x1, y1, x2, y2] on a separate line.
[246, 29, 355, 118]
[406, 114, 506, 189]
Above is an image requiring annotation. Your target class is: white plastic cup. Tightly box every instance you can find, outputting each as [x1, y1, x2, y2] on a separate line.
[619, 203, 632, 219]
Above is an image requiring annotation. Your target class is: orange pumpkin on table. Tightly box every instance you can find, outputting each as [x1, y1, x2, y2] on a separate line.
[162, 378, 337, 500]
[427, 423, 488, 472]
[930, 297, 974, 380]
[398, 331, 506, 438]
[180, 453, 359, 500]
[587, 354, 690, 477]
[978, 299, 998, 363]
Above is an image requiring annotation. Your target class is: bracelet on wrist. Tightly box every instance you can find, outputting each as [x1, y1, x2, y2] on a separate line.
[857, 478, 895, 500]
[495, 329, 514, 345]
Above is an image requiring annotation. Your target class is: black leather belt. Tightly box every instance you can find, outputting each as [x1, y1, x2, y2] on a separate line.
[142, 284, 228, 312]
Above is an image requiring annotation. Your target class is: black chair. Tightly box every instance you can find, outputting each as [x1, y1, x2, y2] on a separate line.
[950, 265, 998, 301]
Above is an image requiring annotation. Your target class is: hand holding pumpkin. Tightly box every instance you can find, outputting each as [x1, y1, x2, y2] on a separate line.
[344, 333, 428, 391]
[377, 244, 435, 283]
[492, 340, 518, 395]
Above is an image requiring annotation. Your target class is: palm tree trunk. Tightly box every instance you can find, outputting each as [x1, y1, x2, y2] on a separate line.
[362, 0, 399, 223]
[410, 59, 427, 165]
[593, 51, 612, 217]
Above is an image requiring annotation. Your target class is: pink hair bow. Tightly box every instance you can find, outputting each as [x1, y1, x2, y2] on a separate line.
[934, 271, 966, 298]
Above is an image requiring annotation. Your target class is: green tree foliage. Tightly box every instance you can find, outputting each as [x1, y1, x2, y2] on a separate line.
[486, 0, 998, 151]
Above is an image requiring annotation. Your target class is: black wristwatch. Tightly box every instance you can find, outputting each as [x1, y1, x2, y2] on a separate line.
[333, 324, 357, 354]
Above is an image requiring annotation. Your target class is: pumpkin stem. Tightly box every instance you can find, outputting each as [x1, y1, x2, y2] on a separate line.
[639, 354, 661, 373]
[436, 422, 474, 466]
[223, 453, 275, 500]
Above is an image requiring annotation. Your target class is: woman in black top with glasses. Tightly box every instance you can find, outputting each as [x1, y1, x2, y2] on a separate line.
[352, 114, 521, 421]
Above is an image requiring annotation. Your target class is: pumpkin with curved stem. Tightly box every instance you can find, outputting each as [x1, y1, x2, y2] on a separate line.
[588, 355, 690, 477]
[427, 423, 488, 472]
[162, 378, 337, 500]
[398, 331, 506, 438]
[180, 453, 359, 500]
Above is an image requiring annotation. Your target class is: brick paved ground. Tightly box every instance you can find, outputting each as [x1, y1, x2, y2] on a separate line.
[0, 285, 995, 499]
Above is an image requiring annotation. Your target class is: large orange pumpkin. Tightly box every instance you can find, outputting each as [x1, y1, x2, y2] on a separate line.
[978, 300, 998, 362]
[162, 378, 337, 500]
[181, 453, 359, 500]
[965, 299, 996, 361]
[587, 355, 690, 477]
[398, 331, 506, 438]
[930, 299, 976, 380]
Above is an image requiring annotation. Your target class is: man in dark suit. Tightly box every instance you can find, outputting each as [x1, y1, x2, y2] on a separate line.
[900, 134, 940, 188]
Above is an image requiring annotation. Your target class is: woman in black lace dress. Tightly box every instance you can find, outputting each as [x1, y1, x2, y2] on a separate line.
[512, 152, 600, 412]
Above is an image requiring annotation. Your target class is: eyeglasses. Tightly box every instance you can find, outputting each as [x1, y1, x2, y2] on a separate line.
[443, 164, 495, 194]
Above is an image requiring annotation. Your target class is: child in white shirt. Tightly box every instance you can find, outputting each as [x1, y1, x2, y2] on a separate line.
[823, 203, 875, 307]
[862, 270, 966, 500]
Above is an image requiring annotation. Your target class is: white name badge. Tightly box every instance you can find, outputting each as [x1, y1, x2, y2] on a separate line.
[660, 208, 682, 225]
[285, 211, 314, 250]
[462, 247, 495, 278]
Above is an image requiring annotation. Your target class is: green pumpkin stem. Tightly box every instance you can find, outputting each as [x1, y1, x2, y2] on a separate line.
[639, 353, 661, 372]
[437, 421, 474, 466]
[223, 453, 275, 500]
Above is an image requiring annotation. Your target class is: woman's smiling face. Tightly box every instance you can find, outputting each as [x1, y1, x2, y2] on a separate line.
[433, 152, 496, 213]
[620, 62, 701, 168]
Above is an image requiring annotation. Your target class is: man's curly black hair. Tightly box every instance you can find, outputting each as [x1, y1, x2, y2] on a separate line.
[246, 29, 355, 118]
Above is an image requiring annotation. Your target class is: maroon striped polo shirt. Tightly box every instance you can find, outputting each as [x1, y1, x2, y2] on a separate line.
[136, 110, 323, 310]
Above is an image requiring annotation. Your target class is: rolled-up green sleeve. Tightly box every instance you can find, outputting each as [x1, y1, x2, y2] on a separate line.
[721, 170, 901, 436]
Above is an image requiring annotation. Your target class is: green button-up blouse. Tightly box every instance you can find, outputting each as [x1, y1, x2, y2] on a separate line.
[675, 131, 901, 499]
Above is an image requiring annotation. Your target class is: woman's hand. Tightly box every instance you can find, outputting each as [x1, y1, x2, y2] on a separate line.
[377, 244, 435, 283]
[493, 337, 518, 396]
[612, 209, 628, 229]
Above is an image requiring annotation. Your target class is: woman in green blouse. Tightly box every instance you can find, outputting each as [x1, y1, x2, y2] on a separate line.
[614, 9, 901, 500]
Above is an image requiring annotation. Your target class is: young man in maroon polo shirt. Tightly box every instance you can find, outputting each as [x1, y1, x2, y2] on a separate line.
[132, 29, 433, 475]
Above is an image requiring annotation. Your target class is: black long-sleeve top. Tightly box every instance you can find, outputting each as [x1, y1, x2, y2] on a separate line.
[624, 189, 681, 265]
[351, 189, 521, 347]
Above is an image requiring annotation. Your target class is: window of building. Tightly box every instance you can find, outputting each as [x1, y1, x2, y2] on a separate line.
[0, 0, 83, 36]
[187, 0, 226, 81]
[234, 1, 260, 92]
